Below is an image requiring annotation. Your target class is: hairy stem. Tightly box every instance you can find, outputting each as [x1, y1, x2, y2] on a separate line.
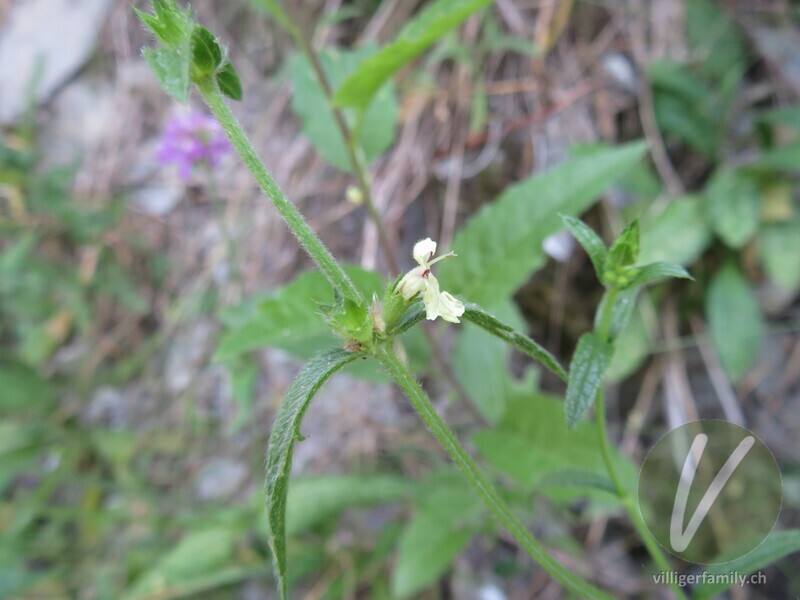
[376, 346, 614, 600]
[594, 288, 688, 600]
[197, 79, 362, 302]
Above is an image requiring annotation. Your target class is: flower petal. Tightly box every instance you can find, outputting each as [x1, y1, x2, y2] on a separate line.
[413, 238, 437, 266]
[396, 265, 428, 300]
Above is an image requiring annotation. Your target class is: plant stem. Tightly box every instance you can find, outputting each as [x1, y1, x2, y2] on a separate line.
[594, 287, 689, 600]
[197, 79, 362, 302]
[376, 346, 615, 600]
[279, 1, 399, 274]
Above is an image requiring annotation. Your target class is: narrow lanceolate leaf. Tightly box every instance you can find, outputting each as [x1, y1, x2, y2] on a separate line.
[333, 0, 495, 109]
[561, 215, 608, 278]
[462, 304, 567, 381]
[439, 142, 647, 306]
[693, 529, 800, 600]
[593, 286, 639, 340]
[265, 348, 366, 600]
[626, 261, 692, 289]
[565, 333, 613, 428]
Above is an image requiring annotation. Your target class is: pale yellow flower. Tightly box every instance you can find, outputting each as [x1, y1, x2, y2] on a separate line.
[396, 238, 465, 323]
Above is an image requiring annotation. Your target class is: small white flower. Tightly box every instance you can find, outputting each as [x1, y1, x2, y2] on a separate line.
[396, 238, 465, 323]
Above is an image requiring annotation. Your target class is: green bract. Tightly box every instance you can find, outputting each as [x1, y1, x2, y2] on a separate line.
[137, 0, 243, 102]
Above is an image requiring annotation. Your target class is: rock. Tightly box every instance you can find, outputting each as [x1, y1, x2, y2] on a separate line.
[83, 386, 129, 429]
[164, 319, 217, 396]
[39, 77, 116, 166]
[130, 184, 183, 217]
[195, 457, 249, 500]
[0, 0, 115, 124]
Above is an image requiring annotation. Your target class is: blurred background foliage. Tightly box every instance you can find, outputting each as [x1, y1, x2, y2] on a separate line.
[1, 0, 800, 598]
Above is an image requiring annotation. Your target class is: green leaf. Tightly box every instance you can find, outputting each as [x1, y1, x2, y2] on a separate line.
[265, 348, 367, 600]
[191, 26, 223, 74]
[216, 61, 243, 101]
[391, 505, 478, 599]
[749, 140, 800, 174]
[538, 468, 616, 495]
[686, 0, 745, 83]
[638, 196, 712, 265]
[135, 0, 193, 47]
[439, 141, 647, 306]
[561, 215, 608, 278]
[606, 303, 650, 383]
[758, 105, 800, 130]
[625, 261, 692, 289]
[565, 333, 613, 428]
[333, 0, 495, 109]
[288, 46, 397, 172]
[693, 530, 800, 600]
[143, 47, 191, 103]
[215, 266, 382, 361]
[286, 475, 412, 534]
[593, 286, 639, 341]
[758, 219, 800, 292]
[706, 263, 763, 381]
[462, 303, 567, 381]
[607, 220, 640, 269]
[122, 528, 237, 600]
[704, 169, 761, 249]
[453, 301, 526, 422]
[473, 391, 635, 495]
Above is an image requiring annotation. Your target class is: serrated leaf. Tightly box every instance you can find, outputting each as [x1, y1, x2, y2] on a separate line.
[638, 196, 712, 265]
[143, 47, 191, 103]
[122, 528, 237, 600]
[592, 286, 639, 340]
[135, 0, 193, 47]
[693, 530, 800, 600]
[288, 46, 397, 172]
[333, 0, 494, 109]
[705, 169, 761, 249]
[758, 219, 800, 292]
[214, 266, 382, 361]
[286, 475, 412, 534]
[473, 391, 635, 496]
[626, 261, 692, 289]
[561, 215, 607, 278]
[216, 61, 243, 100]
[461, 303, 567, 381]
[266, 348, 367, 600]
[439, 141, 647, 306]
[706, 263, 763, 381]
[565, 333, 613, 428]
[191, 26, 223, 74]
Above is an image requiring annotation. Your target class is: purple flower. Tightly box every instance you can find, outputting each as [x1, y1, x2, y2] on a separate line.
[156, 112, 231, 181]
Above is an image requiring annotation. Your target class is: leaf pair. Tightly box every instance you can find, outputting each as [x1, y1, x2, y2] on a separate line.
[137, 0, 242, 102]
[561, 215, 692, 427]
